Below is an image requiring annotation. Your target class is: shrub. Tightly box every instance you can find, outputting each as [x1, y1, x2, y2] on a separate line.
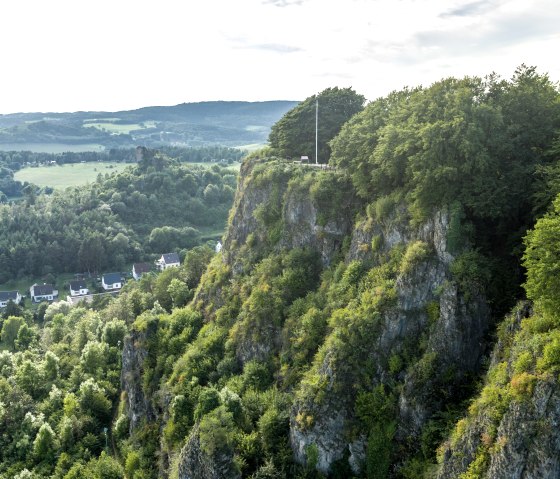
[400, 241, 431, 275]
[198, 406, 235, 456]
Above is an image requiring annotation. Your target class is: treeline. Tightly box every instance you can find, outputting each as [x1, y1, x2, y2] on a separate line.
[0, 151, 236, 281]
[0, 146, 244, 202]
[0, 145, 244, 169]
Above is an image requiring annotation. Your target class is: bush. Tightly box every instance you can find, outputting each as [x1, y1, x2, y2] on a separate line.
[198, 406, 235, 456]
[400, 241, 431, 275]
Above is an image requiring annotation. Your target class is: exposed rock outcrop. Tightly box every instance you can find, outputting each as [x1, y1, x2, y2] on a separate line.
[223, 159, 355, 272]
[290, 208, 490, 474]
[178, 424, 240, 479]
[437, 303, 560, 479]
[121, 327, 156, 433]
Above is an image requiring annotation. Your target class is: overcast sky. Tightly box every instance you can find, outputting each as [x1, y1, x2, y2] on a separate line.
[0, 0, 558, 113]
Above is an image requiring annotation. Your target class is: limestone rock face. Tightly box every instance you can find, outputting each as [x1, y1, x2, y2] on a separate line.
[121, 327, 155, 433]
[223, 159, 354, 273]
[485, 381, 560, 479]
[178, 424, 240, 479]
[437, 304, 560, 479]
[193, 160, 494, 476]
[290, 208, 490, 475]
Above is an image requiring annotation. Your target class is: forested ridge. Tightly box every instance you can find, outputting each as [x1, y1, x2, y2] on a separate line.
[0, 149, 236, 281]
[0, 100, 297, 149]
[1, 66, 560, 479]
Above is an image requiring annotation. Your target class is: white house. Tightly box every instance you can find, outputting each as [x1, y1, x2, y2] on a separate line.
[30, 283, 58, 303]
[69, 280, 89, 297]
[0, 291, 22, 308]
[102, 273, 123, 291]
[132, 262, 153, 280]
[156, 253, 180, 271]
[215, 241, 222, 253]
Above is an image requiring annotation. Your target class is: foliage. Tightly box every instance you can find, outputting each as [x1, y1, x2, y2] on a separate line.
[269, 87, 365, 162]
[0, 154, 235, 280]
[523, 195, 560, 317]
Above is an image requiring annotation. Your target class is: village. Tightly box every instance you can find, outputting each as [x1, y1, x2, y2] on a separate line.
[0, 252, 182, 309]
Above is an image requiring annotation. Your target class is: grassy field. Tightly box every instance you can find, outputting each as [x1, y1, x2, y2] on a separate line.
[14, 161, 239, 189]
[0, 143, 105, 153]
[14, 162, 131, 188]
[235, 143, 265, 151]
[83, 120, 156, 135]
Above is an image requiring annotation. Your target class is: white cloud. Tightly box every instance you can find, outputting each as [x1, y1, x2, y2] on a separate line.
[0, 0, 558, 113]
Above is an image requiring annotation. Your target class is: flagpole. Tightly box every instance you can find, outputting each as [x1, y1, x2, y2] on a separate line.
[315, 98, 318, 165]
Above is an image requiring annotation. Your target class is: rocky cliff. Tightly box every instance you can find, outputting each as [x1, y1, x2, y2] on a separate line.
[121, 326, 156, 433]
[437, 303, 560, 479]
[290, 208, 490, 475]
[179, 158, 493, 477]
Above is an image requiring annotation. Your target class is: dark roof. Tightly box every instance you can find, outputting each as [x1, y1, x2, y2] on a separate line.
[31, 283, 54, 296]
[0, 291, 19, 301]
[103, 272, 122, 284]
[162, 252, 180, 264]
[133, 263, 153, 274]
[70, 280, 87, 290]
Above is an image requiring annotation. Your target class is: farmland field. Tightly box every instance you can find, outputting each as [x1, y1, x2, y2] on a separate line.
[14, 162, 131, 188]
[83, 120, 157, 134]
[0, 143, 105, 153]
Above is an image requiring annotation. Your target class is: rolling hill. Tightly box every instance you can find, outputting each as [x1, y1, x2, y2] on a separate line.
[0, 100, 298, 151]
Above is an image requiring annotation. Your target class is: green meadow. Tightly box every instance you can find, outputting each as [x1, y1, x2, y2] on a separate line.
[14, 162, 131, 188]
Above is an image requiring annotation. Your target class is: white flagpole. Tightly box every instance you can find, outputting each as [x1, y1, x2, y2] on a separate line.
[315, 98, 318, 165]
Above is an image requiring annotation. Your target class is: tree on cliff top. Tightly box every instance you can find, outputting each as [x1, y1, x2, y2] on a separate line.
[268, 87, 365, 163]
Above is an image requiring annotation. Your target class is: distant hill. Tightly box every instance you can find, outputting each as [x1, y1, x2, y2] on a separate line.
[0, 100, 299, 152]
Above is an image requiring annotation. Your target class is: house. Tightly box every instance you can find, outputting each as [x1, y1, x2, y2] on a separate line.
[133, 262, 153, 280]
[156, 253, 180, 271]
[0, 291, 22, 308]
[69, 280, 89, 297]
[215, 241, 223, 253]
[30, 283, 58, 303]
[102, 273, 123, 291]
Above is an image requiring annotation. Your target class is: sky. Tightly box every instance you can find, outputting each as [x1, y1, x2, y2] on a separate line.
[0, 0, 559, 114]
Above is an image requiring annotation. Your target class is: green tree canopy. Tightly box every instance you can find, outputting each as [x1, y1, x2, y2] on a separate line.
[268, 87, 365, 163]
[523, 194, 560, 317]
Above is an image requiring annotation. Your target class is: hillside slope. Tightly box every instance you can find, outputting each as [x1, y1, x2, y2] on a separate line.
[0, 101, 298, 150]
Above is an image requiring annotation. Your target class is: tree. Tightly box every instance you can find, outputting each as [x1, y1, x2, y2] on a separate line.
[269, 87, 365, 162]
[167, 278, 192, 308]
[78, 234, 106, 273]
[15, 323, 35, 351]
[523, 194, 560, 317]
[183, 245, 214, 289]
[33, 423, 57, 463]
[1, 316, 24, 350]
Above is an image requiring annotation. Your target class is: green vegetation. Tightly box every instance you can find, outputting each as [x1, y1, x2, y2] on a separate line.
[0, 149, 236, 282]
[1, 66, 560, 479]
[268, 87, 365, 162]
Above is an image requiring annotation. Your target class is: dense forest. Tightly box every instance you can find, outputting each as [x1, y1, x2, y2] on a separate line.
[0, 149, 237, 281]
[1, 66, 560, 479]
